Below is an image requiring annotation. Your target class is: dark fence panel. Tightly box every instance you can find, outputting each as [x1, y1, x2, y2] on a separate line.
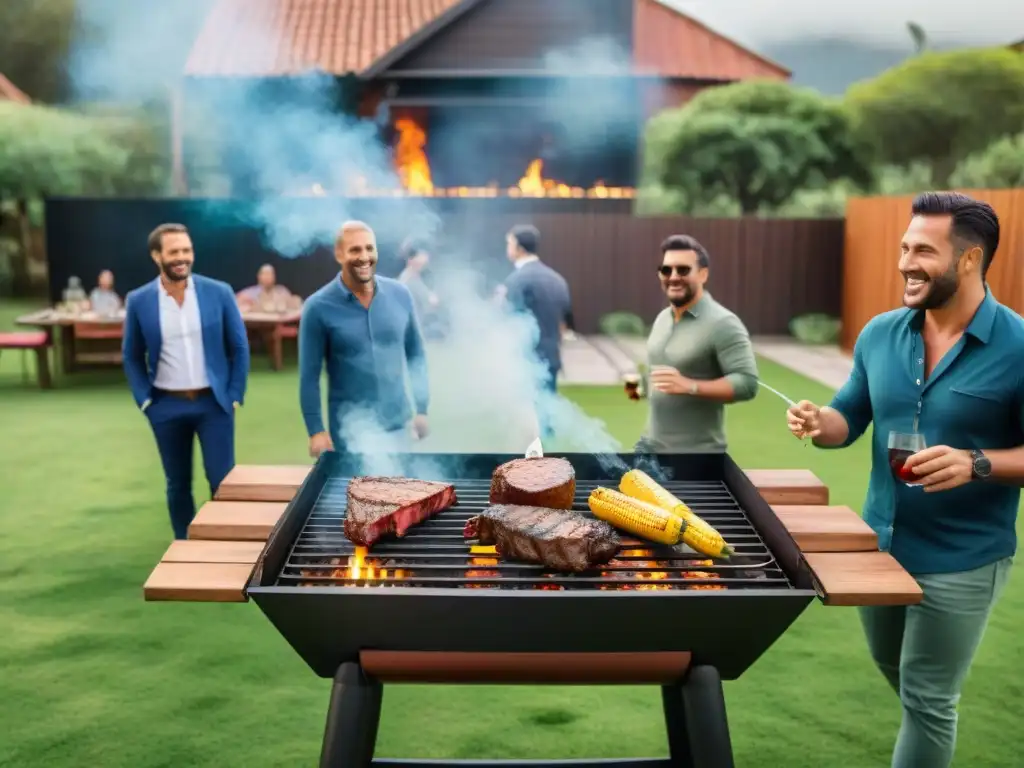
[44, 198, 843, 335]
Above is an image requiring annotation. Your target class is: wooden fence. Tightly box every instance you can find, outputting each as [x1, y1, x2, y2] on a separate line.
[44, 199, 844, 335]
[843, 189, 1024, 350]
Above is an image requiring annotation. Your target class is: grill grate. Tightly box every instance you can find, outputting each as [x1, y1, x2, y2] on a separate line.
[277, 476, 794, 590]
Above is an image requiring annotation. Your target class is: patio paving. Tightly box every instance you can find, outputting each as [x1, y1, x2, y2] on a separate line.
[581, 334, 853, 392]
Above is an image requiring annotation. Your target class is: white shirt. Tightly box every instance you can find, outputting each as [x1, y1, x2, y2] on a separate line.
[514, 255, 540, 270]
[153, 277, 209, 391]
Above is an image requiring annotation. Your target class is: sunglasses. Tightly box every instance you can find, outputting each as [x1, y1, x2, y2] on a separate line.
[658, 265, 692, 277]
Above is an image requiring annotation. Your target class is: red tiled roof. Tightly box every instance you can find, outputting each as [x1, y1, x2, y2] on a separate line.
[185, 0, 788, 81]
[185, 0, 464, 76]
[0, 73, 31, 104]
[633, 0, 790, 81]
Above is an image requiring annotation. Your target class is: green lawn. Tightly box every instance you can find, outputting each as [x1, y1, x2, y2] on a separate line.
[0, 299, 1020, 767]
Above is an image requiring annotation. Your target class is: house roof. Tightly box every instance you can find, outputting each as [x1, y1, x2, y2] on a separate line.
[0, 73, 31, 104]
[184, 0, 466, 77]
[184, 0, 789, 81]
[635, 0, 790, 80]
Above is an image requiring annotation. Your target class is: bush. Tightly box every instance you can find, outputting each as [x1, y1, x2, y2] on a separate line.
[600, 311, 647, 337]
[789, 313, 842, 344]
[950, 132, 1024, 189]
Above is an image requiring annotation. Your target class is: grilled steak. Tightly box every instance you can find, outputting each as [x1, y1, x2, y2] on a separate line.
[344, 477, 457, 547]
[489, 457, 575, 510]
[464, 504, 620, 572]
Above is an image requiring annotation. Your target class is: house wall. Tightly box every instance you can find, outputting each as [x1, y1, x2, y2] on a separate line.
[388, 0, 634, 72]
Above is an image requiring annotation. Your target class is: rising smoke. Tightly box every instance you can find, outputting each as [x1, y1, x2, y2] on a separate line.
[68, 0, 634, 475]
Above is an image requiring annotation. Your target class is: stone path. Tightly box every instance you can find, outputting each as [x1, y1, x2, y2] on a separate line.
[558, 334, 853, 391]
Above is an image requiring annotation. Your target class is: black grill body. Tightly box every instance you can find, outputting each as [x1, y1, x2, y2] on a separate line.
[248, 452, 817, 680]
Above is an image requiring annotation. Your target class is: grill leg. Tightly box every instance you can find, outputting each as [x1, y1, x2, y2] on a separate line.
[681, 665, 734, 768]
[661, 684, 694, 768]
[320, 662, 383, 768]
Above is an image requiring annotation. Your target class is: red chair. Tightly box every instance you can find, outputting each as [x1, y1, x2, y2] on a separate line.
[0, 331, 52, 388]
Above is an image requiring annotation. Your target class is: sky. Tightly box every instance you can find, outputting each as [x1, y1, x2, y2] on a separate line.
[666, 0, 1024, 47]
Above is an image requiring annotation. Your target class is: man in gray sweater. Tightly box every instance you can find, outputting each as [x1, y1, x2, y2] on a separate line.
[637, 235, 759, 453]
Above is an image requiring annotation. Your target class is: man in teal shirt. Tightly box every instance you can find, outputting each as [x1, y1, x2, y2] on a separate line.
[788, 192, 1024, 768]
[299, 221, 430, 458]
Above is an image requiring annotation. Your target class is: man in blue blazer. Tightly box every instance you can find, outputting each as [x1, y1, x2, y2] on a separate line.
[123, 223, 250, 539]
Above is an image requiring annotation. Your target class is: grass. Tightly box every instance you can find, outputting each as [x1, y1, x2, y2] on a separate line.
[0, 298, 1021, 767]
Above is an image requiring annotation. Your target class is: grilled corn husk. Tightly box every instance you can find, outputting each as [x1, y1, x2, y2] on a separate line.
[618, 469, 734, 559]
[588, 487, 684, 546]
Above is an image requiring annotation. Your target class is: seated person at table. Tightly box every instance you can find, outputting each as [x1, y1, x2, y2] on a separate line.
[88, 270, 122, 315]
[236, 264, 298, 312]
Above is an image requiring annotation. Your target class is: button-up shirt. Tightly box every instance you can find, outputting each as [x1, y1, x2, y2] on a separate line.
[828, 289, 1024, 574]
[153, 277, 209, 390]
[298, 275, 429, 443]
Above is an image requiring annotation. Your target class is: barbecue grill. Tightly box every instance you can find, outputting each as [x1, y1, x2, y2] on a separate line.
[248, 451, 819, 768]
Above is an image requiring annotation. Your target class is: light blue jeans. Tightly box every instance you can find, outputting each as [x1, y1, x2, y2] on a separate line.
[859, 556, 1013, 768]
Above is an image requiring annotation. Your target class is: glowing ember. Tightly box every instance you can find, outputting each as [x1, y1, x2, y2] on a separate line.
[466, 543, 500, 585]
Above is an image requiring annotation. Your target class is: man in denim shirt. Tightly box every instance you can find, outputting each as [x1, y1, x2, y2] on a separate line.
[299, 221, 429, 457]
[787, 192, 1024, 768]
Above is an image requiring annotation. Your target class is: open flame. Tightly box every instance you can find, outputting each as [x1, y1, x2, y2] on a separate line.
[385, 119, 635, 199]
[338, 546, 407, 584]
[393, 118, 434, 196]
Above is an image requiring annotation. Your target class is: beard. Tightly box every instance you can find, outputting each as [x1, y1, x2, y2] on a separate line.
[904, 264, 959, 310]
[346, 261, 376, 284]
[667, 285, 694, 307]
[159, 260, 190, 282]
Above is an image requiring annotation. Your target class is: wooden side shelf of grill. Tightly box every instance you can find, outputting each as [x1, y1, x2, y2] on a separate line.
[804, 551, 923, 606]
[744, 469, 828, 505]
[143, 540, 263, 602]
[215, 465, 310, 502]
[771, 505, 877, 552]
[188, 501, 287, 541]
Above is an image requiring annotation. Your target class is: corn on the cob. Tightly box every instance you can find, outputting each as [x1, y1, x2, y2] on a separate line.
[617, 469, 734, 559]
[588, 487, 684, 546]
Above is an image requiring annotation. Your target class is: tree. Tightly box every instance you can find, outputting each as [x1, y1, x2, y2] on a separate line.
[906, 22, 928, 54]
[644, 80, 874, 214]
[0, 101, 168, 292]
[845, 48, 1024, 184]
[0, 0, 79, 103]
[950, 132, 1024, 189]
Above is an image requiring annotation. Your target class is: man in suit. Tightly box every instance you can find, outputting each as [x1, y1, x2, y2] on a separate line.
[499, 224, 572, 437]
[123, 223, 250, 539]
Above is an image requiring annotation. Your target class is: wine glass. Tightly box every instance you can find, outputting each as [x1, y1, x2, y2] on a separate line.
[888, 431, 927, 487]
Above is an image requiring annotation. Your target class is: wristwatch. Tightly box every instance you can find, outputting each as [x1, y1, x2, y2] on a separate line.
[688, 381, 699, 395]
[970, 449, 992, 480]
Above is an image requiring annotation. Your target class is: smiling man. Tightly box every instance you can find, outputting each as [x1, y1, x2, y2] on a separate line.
[123, 223, 250, 539]
[299, 220, 430, 458]
[785, 192, 1024, 768]
[635, 234, 759, 454]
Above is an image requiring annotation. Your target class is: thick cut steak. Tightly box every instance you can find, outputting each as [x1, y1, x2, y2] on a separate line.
[489, 457, 575, 510]
[344, 477, 457, 547]
[464, 504, 620, 573]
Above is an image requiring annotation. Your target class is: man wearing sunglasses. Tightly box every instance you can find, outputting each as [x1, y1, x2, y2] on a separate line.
[635, 234, 758, 454]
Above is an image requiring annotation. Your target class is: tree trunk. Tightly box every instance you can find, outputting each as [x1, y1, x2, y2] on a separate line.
[11, 198, 33, 295]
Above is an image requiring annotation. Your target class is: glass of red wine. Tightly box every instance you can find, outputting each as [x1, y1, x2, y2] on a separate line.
[889, 431, 927, 487]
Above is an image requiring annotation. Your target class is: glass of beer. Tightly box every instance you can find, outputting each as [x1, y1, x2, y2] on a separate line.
[888, 431, 927, 486]
[623, 373, 641, 401]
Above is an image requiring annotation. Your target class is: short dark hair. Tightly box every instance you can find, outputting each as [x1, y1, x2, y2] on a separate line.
[911, 192, 1000, 276]
[148, 223, 189, 254]
[508, 224, 540, 255]
[661, 234, 709, 268]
